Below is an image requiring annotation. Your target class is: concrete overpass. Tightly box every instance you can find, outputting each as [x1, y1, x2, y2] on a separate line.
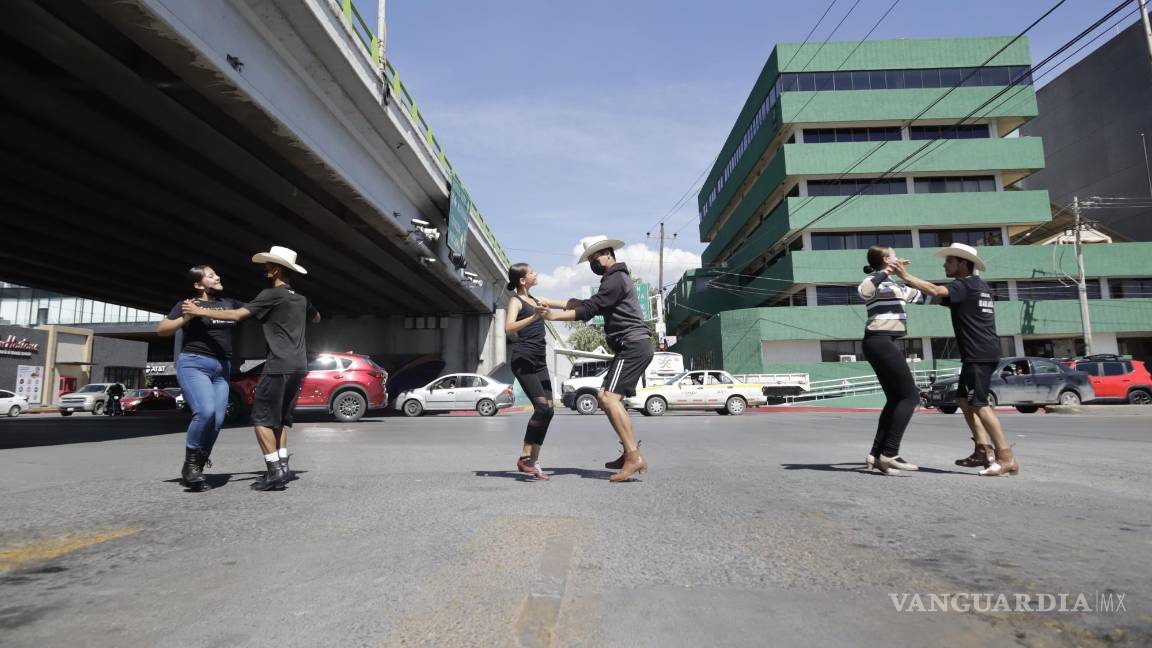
[0, 0, 545, 373]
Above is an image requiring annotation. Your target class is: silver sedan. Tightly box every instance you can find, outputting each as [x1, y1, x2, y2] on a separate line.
[393, 373, 515, 417]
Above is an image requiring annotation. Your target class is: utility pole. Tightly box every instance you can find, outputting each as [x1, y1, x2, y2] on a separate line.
[656, 222, 666, 348]
[377, 0, 387, 71]
[1073, 196, 1094, 355]
[1142, 133, 1152, 197]
[1141, 0, 1152, 66]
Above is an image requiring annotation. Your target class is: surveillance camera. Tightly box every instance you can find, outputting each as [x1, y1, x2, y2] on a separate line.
[419, 256, 437, 265]
[411, 218, 430, 228]
[421, 228, 441, 242]
[462, 270, 478, 279]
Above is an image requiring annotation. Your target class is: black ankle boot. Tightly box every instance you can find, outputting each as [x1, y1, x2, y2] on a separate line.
[251, 460, 288, 491]
[281, 454, 297, 482]
[180, 448, 207, 490]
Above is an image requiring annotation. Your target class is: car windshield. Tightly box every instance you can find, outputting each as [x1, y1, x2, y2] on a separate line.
[128, 389, 151, 397]
[78, 385, 106, 393]
[665, 372, 689, 385]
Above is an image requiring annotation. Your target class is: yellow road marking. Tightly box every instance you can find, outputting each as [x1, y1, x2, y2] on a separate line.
[0, 528, 141, 572]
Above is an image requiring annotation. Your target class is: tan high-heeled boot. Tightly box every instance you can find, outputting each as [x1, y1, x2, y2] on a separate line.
[979, 447, 1020, 477]
[955, 437, 994, 468]
[608, 449, 647, 482]
[605, 440, 641, 469]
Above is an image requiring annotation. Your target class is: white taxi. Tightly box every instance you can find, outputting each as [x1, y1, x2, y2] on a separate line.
[624, 370, 767, 416]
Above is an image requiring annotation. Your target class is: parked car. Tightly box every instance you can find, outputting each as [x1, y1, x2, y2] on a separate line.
[393, 373, 514, 417]
[1062, 354, 1152, 405]
[924, 357, 1096, 414]
[58, 383, 125, 416]
[121, 388, 179, 414]
[623, 370, 768, 416]
[164, 387, 185, 409]
[229, 352, 389, 423]
[1, 389, 30, 417]
[561, 352, 685, 415]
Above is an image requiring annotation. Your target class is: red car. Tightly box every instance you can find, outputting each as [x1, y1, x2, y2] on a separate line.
[1063, 354, 1152, 405]
[228, 352, 389, 423]
[121, 388, 179, 414]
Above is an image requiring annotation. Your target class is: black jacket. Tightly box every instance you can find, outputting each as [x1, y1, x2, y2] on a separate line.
[573, 263, 651, 352]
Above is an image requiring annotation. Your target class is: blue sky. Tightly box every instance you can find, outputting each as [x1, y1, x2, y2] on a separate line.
[355, 0, 1137, 298]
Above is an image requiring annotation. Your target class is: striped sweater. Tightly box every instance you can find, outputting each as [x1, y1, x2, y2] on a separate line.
[857, 271, 929, 335]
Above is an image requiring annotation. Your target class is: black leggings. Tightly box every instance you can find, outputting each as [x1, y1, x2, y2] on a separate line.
[862, 335, 920, 457]
[512, 358, 554, 446]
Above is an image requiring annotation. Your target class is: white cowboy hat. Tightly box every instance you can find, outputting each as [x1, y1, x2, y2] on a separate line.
[577, 235, 625, 264]
[933, 242, 986, 272]
[251, 245, 308, 274]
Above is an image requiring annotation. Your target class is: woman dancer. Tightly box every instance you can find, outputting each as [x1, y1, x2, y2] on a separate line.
[505, 263, 555, 481]
[157, 265, 242, 491]
[857, 246, 928, 475]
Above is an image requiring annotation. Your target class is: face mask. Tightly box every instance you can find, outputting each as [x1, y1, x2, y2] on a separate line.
[590, 259, 607, 276]
[205, 286, 224, 298]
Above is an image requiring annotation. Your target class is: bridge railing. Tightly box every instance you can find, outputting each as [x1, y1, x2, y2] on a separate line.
[335, 0, 510, 269]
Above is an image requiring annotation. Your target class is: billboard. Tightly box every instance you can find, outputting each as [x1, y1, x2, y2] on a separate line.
[16, 365, 43, 405]
[446, 174, 473, 257]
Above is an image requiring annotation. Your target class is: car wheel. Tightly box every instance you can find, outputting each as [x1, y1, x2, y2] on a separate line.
[7, 406, 20, 417]
[1016, 405, 1040, 413]
[1058, 390, 1081, 406]
[1127, 389, 1152, 405]
[986, 392, 998, 408]
[644, 396, 667, 417]
[724, 396, 747, 416]
[402, 399, 424, 417]
[331, 391, 367, 422]
[476, 398, 497, 417]
[92, 401, 104, 416]
[60, 410, 73, 417]
[938, 406, 958, 414]
[575, 393, 598, 415]
[715, 409, 729, 415]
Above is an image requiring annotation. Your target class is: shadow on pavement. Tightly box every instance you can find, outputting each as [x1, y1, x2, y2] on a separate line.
[473, 468, 615, 481]
[0, 417, 196, 450]
[780, 462, 974, 476]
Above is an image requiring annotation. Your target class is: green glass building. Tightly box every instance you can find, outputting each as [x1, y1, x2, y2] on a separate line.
[667, 36, 1152, 380]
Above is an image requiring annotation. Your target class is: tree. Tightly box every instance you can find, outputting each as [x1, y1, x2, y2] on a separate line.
[566, 321, 607, 352]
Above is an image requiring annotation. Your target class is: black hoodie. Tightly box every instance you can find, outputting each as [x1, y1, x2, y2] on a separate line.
[573, 262, 651, 352]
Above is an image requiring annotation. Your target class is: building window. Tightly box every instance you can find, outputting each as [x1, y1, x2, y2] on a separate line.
[778, 65, 1031, 94]
[1109, 278, 1152, 299]
[105, 367, 144, 389]
[919, 228, 1003, 247]
[768, 291, 808, 307]
[912, 175, 997, 194]
[815, 286, 866, 306]
[1023, 337, 1084, 359]
[1015, 280, 1102, 301]
[807, 178, 908, 197]
[908, 124, 990, 140]
[931, 336, 1016, 360]
[820, 340, 865, 362]
[810, 230, 913, 251]
[802, 127, 902, 143]
[987, 281, 1010, 301]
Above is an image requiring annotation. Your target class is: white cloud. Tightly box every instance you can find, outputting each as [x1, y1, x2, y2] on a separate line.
[533, 240, 701, 302]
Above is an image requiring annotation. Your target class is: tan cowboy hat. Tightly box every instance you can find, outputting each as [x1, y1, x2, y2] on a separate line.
[577, 235, 625, 264]
[251, 245, 308, 274]
[933, 242, 986, 272]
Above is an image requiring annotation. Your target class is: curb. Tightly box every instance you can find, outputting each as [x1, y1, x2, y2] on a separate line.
[1043, 404, 1152, 416]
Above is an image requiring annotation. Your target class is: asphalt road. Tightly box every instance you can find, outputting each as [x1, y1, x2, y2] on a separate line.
[0, 408, 1149, 647]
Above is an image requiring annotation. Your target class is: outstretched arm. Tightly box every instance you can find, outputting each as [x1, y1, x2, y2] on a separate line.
[181, 300, 253, 321]
[889, 262, 948, 300]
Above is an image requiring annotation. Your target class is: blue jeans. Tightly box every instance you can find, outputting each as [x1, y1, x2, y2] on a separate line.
[176, 352, 231, 452]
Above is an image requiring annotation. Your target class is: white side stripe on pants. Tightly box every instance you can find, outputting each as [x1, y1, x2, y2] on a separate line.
[607, 358, 625, 393]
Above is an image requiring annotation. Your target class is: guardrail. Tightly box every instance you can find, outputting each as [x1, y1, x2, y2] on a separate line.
[787, 367, 959, 403]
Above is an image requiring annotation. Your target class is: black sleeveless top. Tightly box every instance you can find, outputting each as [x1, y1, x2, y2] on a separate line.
[510, 295, 546, 363]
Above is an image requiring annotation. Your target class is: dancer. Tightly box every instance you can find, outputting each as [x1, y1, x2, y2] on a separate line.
[543, 236, 652, 482]
[888, 243, 1019, 476]
[157, 265, 242, 491]
[857, 246, 928, 475]
[505, 263, 555, 481]
[183, 246, 320, 490]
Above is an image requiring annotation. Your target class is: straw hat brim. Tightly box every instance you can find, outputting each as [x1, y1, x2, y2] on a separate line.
[251, 253, 308, 274]
[933, 248, 986, 272]
[578, 238, 625, 264]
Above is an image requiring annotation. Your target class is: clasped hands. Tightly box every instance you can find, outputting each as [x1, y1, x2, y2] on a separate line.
[532, 298, 583, 320]
[180, 299, 206, 318]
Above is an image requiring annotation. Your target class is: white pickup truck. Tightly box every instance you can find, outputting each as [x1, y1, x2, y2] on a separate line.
[560, 351, 685, 415]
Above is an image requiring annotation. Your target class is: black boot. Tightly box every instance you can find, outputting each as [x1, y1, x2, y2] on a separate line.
[281, 453, 297, 482]
[180, 448, 208, 491]
[251, 459, 288, 491]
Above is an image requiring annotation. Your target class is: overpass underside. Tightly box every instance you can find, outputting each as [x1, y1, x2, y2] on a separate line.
[0, 0, 490, 318]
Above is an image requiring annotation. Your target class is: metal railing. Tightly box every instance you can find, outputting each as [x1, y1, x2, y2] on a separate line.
[786, 367, 959, 403]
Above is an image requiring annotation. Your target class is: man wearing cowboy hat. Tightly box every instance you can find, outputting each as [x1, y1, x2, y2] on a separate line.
[183, 246, 321, 490]
[541, 235, 653, 482]
[887, 243, 1019, 477]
